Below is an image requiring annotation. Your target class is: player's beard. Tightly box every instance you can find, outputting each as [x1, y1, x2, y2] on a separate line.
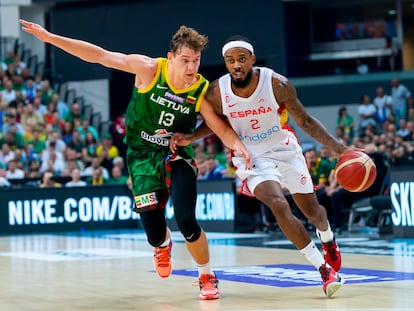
[231, 69, 253, 88]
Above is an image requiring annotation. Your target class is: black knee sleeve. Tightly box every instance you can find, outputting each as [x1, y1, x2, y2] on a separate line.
[139, 209, 167, 247]
[170, 160, 202, 242]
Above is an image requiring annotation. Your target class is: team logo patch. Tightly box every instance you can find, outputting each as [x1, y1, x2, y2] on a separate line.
[134, 192, 158, 208]
[300, 175, 307, 185]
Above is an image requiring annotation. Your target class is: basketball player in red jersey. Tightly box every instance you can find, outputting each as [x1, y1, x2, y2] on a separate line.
[172, 36, 352, 298]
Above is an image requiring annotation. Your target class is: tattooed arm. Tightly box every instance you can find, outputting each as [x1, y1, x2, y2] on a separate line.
[272, 73, 347, 155]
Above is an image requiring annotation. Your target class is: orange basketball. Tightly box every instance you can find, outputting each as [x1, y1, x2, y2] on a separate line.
[335, 151, 377, 192]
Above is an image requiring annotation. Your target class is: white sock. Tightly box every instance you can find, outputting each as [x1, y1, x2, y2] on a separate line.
[300, 241, 325, 269]
[159, 228, 171, 247]
[316, 224, 334, 243]
[197, 262, 212, 276]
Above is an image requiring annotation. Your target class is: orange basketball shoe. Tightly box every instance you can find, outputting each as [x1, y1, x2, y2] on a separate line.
[320, 237, 342, 272]
[319, 263, 345, 298]
[197, 274, 220, 300]
[153, 241, 172, 278]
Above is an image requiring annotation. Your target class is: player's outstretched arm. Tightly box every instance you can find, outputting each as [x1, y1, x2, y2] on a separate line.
[19, 19, 155, 77]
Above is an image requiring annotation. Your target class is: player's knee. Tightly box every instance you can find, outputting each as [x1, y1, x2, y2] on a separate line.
[266, 195, 290, 213]
[176, 218, 201, 242]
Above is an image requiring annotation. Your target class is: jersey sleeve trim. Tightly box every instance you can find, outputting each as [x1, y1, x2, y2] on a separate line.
[137, 58, 163, 93]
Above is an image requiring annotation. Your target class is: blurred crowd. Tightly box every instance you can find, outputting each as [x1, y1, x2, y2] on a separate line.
[0, 48, 130, 189]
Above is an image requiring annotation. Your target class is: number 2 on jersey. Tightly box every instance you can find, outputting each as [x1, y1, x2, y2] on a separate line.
[250, 119, 260, 130]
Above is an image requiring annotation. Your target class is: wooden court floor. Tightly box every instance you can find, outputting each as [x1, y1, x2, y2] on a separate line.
[0, 229, 413, 311]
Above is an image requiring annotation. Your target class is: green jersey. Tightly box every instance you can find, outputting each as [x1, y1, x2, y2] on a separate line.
[125, 58, 209, 159]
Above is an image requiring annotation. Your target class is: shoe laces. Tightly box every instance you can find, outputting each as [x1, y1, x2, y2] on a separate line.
[194, 274, 218, 290]
[319, 264, 330, 282]
[154, 246, 171, 267]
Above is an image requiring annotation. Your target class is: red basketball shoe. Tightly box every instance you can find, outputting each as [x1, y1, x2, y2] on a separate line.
[321, 237, 342, 272]
[319, 263, 345, 298]
[153, 241, 172, 278]
[196, 274, 220, 300]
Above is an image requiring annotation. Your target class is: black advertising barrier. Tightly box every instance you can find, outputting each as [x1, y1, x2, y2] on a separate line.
[389, 167, 414, 238]
[0, 179, 237, 235]
[0, 185, 139, 235]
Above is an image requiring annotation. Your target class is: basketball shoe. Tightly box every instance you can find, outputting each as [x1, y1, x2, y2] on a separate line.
[153, 241, 172, 278]
[196, 274, 220, 300]
[319, 263, 345, 298]
[317, 232, 342, 272]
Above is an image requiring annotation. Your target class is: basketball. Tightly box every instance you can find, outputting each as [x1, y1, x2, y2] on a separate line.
[335, 151, 377, 192]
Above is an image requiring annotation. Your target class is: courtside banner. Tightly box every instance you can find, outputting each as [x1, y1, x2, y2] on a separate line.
[390, 168, 414, 238]
[0, 185, 139, 235]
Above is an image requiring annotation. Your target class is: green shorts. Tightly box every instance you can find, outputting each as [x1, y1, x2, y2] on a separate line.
[126, 147, 169, 196]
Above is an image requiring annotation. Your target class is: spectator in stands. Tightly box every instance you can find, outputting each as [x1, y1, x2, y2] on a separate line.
[6, 159, 25, 179]
[81, 154, 109, 179]
[66, 129, 87, 159]
[64, 101, 83, 125]
[46, 130, 66, 153]
[200, 156, 225, 180]
[40, 79, 55, 106]
[2, 109, 24, 135]
[358, 94, 377, 136]
[0, 92, 7, 111]
[13, 148, 28, 171]
[50, 93, 69, 119]
[1, 79, 17, 104]
[404, 121, 414, 142]
[304, 149, 333, 191]
[0, 142, 15, 165]
[108, 165, 128, 185]
[391, 78, 412, 121]
[77, 118, 99, 141]
[373, 86, 393, 129]
[204, 142, 226, 168]
[65, 168, 87, 187]
[32, 95, 48, 116]
[11, 54, 26, 76]
[26, 158, 41, 179]
[84, 131, 98, 158]
[196, 154, 209, 180]
[25, 127, 46, 156]
[1, 50, 15, 67]
[1, 124, 25, 150]
[87, 167, 106, 185]
[39, 171, 62, 188]
[96, 133, 119, 172]
[396, 119, 410, 140]
[39, 141, 65, 175]
[20, 102, 45, 133]
[336, 106, 354, 144]
[61, 121, 73, 144]
[112, 156, 128, 177]
[33, 73, 43, 91]
[24, 78, 37, 102]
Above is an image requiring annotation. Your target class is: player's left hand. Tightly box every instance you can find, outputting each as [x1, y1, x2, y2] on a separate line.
[169, 133, 191, 153]
[232, 142, 252, 170]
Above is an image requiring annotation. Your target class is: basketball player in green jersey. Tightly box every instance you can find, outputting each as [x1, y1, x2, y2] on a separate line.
[20, 19, 251, 300]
